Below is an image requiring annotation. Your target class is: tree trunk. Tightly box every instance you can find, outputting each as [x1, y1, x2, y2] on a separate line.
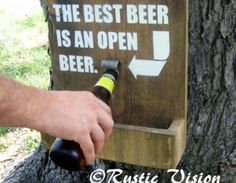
[3, 0, 235, 182]
[180, 0, 235, 178]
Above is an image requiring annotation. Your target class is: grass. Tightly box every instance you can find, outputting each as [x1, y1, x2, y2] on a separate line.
[0, 128, 8, 137]
[0, 128, 40, 153]
[0, 45, 50, 88]
[0, 0, 49, 152]
[0, 3, 50, 88]
[23, 130, 41, 153]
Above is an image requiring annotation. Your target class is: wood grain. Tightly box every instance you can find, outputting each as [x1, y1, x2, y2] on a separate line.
[98, 119, 186, 169]
[44, 0, 188, 169]
[46, 0, 188, 129]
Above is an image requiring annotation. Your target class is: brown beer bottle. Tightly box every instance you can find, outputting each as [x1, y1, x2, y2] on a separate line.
[49, 69, 119, 171]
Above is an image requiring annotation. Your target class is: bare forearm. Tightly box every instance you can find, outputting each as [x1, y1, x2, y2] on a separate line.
[0, 76, 47, 128]
[0, 76, 114, 164]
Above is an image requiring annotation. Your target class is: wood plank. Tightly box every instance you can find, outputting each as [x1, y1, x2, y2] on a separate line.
[44, 0, 188, 169]
[98, 119, 186, 169]
[46, 0, 188, 129]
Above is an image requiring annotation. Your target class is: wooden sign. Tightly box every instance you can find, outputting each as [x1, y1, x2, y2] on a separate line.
[44, 0, 188, 169]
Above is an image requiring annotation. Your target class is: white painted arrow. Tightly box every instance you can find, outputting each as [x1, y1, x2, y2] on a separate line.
[153, 31, 170, 60]
[128, 55, 167, 79]
[129, 31, 170, 79]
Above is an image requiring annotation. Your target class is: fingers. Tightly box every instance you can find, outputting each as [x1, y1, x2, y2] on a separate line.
[78, 111, 113, 164]
[87, 91, 111, 114]
[78, 133, 95, 165]
[97, 109, 114, 138]
[92, 94, 114, 138]
[94, 96, 111, 114]
[90, 124, 105, 154]
[73, 91, 114, 165]
[77, 122, 110, 164]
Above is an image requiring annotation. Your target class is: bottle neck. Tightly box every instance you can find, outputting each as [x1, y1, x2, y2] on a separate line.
[94, 70, 118, 95]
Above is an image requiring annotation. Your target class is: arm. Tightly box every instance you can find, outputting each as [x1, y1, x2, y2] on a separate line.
[0, 76, 114, 164]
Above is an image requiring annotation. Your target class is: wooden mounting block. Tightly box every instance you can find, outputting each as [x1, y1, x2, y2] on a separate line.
[43, 0, 188, 169]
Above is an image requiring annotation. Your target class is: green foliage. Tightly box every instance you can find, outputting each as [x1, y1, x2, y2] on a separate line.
[0, 45, 50, 88]
[0, 128, 9, 137]
[23, 131, 40, 153]
[16, 13, 45, 29]
[0, 128, 15, 151]
[0, 2, 47, 149]
[0, 6, 50, 89]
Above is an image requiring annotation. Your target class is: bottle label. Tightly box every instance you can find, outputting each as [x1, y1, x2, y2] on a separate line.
[95, 76, 115, 95]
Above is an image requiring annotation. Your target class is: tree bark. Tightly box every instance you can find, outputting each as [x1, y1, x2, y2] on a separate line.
[180, 1, 236, 182]
[3, 0, 235, 182]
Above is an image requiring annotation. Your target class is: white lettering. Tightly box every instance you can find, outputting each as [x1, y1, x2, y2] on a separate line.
[157, 5, 169, 24]
[147, 5, 156, 24]
[83, 4, 122, 23]
[108, 32, 118, 49]
[118, 32, 127, 50]
[84, 56, 94, 73]
[97, 31, 108, 49]
[53, 4, 169, 24]
[107, 169, 123, 183]
[72, 5, 80, 22]
[53, 4, 62, 22]
[58, 54, 96, 73]
[76, 56, 84, 72]
[97, 32, 138, 51]
[52, 4, 81, 22]
[56, 30, 71, 47]
[94, 5, 103, 23]
[167, 169, 221, 183]
[126, 4, 169, 24]
[212, 176, 221, 183]
[127, 32, 138, 50]
[151, 175, 159, 183]
[167, 169, 185, 183]
[74, 31, 94, 48]
[62, 4, 72, 22]
[59, 54, 69, 71]
[69, 55, 77, 72]
[90, 169, 159, 183]
[103, 4, 113, 23]
[83, 5, 94, 22]
[113, 5, 122, 23]
[204, 175, 212, 183]
[139, 5, 148, 24]
[127, 5, 138, 24]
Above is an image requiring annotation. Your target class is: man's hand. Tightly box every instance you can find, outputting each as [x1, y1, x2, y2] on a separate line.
[34, 91, 114, 164]
[0, 76, 114, 164]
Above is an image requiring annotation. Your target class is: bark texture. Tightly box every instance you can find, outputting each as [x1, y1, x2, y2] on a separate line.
[3, 0, 235, 182]
[180, 1, 236, 182]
